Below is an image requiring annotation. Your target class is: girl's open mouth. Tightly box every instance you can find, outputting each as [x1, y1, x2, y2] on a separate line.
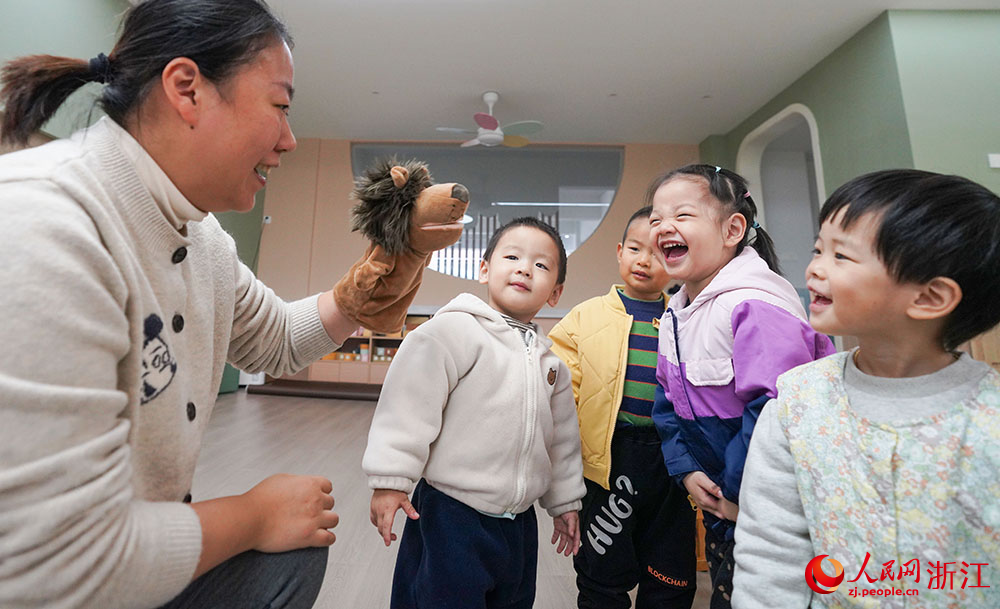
[664, 245, 688, 262]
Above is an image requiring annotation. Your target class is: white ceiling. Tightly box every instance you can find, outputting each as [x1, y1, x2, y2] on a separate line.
[273, 1, 998, 145]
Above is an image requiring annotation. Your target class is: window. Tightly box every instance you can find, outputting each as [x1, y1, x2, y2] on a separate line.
[352, 143, 623, 280]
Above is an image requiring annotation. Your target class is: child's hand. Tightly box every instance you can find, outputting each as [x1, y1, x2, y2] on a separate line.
[551, 510, 581, 556]
[683, 471, 725, 519]
[718, 497, 740, 522]
[369, 489, 419, 547]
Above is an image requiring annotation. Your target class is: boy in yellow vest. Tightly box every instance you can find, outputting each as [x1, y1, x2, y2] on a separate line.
[550, 206, 697, 608]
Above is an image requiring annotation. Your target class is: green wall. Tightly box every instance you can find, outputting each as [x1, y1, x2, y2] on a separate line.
[701, 10, 1000, 197]
[215, 190, 267, 275]
[890, 11, 1000, 194]
[700, 12, 914, 197]
[0, 1, 125, 59]
[215, 192, 268, 393]
[0, 0, 128, 137]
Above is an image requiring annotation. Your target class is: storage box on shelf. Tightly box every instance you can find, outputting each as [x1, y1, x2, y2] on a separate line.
[305, 314, 429, 385]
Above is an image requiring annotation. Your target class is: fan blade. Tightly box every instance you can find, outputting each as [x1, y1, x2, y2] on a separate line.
[474, 112, 499, 130]
[460, 138, 482, 148]
[436, 127, 477, 134]
[503, 135, 530, 148]
[501, 120, 543, 136]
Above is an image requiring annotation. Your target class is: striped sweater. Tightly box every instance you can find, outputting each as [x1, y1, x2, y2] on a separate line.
[615, 290, 664, 426]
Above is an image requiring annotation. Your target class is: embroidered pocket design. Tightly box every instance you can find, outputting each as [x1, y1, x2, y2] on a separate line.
[141, 313, 176, 404]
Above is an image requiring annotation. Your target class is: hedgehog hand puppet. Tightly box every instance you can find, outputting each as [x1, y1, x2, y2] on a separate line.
[333, 158, 469, 333]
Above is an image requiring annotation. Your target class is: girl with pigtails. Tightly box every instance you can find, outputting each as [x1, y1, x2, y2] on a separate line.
[646, 164, 835, 608]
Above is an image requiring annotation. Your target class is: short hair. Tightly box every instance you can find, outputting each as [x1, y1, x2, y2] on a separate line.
[482, 217, 567, 285]
[819, 169, 1000, 350]
[621, 206, 653, 244]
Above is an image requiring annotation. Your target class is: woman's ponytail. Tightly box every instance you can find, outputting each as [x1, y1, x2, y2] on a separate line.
[1, 55, 104, 146]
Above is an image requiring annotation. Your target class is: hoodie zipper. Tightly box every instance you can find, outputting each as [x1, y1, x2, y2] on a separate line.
[507, 329, 537, 513]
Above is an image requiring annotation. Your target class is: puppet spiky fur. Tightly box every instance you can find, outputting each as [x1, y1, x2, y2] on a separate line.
[350, 157, 433, 256]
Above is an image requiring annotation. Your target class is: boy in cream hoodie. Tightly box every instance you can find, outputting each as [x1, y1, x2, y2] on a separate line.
[363, 217, 586, 609]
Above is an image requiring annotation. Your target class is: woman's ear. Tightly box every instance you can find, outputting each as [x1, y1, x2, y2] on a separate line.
[723, 212, 747, 247]
[159, 57, 205, 126]
[908, 276, 962, 320]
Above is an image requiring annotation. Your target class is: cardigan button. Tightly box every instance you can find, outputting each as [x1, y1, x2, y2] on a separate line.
[171, 247, 187, 264]
[187, 402, 196, 421]
[172, 314, 184, 333]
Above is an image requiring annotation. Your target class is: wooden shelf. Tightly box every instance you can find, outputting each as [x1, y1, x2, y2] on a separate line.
[296, 315, 429, 386]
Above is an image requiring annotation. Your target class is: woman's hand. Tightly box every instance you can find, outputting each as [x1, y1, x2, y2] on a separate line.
[551, 510, 581, 556]
[245, 473, 339, 552]
[370, 489, 419, 547]
[192, 473, 338, 578]
[683, 471, 725, 519]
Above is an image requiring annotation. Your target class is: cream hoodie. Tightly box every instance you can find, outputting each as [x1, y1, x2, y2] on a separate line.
[362, 293, 585, 517]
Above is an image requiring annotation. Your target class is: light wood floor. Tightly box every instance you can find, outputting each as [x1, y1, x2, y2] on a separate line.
[193, 389, 710, 608]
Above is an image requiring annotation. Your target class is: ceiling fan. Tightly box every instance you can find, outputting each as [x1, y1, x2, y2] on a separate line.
[436, 91, 543, 148]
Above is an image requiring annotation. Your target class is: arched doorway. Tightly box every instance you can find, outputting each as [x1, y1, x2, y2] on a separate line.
[736, 104, 824, 313]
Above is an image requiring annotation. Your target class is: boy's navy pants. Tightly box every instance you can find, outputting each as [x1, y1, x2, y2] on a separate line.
[391, 479, 538, 609]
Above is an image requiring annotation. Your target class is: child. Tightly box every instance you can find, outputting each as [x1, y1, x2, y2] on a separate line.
[732, 170, 1000, 608]
[648, 164, 836, 608]
[550, 206, 697, 608]
[362, 217, 586, 609]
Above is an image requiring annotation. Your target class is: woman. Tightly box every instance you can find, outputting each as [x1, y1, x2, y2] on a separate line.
[0, 1, 387, 607]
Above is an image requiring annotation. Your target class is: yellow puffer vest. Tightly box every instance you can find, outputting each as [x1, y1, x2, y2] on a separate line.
[549, 286, 667, 489]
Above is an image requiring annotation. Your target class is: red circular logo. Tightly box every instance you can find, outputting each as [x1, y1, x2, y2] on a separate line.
[805, 555, 844, 594]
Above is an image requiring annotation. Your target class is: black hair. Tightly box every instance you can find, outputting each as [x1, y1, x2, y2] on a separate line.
[819, 169, 1000, 350]
[1, 0, 291, 146]
[483, 217, 567, 285]
[621, 205, 654, 244]
[644, 164, 782, 275]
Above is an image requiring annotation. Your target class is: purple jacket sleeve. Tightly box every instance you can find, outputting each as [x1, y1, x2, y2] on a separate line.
[721, 301, 835, 502]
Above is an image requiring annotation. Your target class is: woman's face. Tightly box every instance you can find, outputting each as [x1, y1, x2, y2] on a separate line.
[193, 41, 297, 213]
